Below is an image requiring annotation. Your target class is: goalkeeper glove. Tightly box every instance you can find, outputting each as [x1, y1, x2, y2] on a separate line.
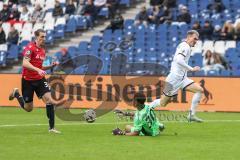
[112, 128, 125, 135]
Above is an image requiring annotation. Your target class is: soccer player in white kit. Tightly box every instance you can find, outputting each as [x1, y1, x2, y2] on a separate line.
[150, 30, 204, 122]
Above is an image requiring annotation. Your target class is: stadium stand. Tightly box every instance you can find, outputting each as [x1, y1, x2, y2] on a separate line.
[0, 0, 240, 76]
[0, 0, 135, 68]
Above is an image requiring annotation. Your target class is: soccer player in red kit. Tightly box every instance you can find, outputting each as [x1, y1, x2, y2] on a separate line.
[9, 29, 62, 133]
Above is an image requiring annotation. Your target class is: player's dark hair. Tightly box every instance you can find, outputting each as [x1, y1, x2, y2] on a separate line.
[134, 92, 146, 105]
[34, 29, 45, 37]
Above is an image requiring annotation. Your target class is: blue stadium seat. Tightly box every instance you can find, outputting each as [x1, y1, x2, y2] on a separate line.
[178, 0, 187, 5]
[188, 1, 198, 13]
[91, 35, 101, 43]
[19, 40, 30, 52]
[158, 60, 169, 68]
[89, 42, 101, 53]
[220, 70, 231, 76]
[73, 65, 88, 74]
[187, 72, 194, 77]
[134, 42, 145, 50]
[113, 29, 123, 37]
[54, 24, 65, 38]
[147, 24, 157, 32]
[237, 41, 240, 48]
[98, 7, 109, 18]
[133, 49, 145, 61]
[207, 70, 220, 76]
[168, 25, 178, 33]
[222, 0, 231, 8]
[194, 70, 205, 76]
[100, 62, 109, 74]
[157, 24, 167, 33]
[102, 35, 113, 42]
[68, 46, 78, 56]
[192, 53, 203, 67]
[103, 29, 112, 37]
[135, 25, 146, 35]
[7, 44, 19, 61]
[54, 51, 62, 61]
[124, 19, 134, 27]
[65, 17, 77, 33]
[145, 55, 157, 63]
[114, 36, 123, 43]
[231, 70, 240, 76]
[0, 51, 7, 67]
[46, 30, 54, 44]
[98, 51, 112, 74]
[98, 51, 111, 60]
[225, 48, 238, 58]
[78, 41, 89, 53]
[76, 16, 88, 29]
[199, 1, 209, 10]
[232, 0, 240, 7]
[120, 0, 130, 7]
[229, 63, 240, 70]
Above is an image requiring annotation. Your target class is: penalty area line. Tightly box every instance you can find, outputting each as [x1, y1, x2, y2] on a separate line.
[0, 120, 240, 128]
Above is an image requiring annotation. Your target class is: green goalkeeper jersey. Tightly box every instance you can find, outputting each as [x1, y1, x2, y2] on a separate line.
[131, 104, 161, 136]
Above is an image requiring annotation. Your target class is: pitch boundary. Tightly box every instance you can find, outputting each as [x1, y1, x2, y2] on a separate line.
[0, 120, 240, 128]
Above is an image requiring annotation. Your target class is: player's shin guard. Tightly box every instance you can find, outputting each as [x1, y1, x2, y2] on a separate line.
[46, 104, 55, 129]
[15, 92, 25, 109]
[190, 92, 202, 116]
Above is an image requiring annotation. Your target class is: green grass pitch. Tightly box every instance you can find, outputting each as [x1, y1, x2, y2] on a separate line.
[1, 107, 240, 160]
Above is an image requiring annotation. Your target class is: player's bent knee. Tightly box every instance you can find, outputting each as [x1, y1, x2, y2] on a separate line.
[196, 86, 204, 93]
[195, 83, 204, 93]
[24, 104, 33, 112]
[48, 98, 57, 105]
[24, 106, 33, 112]
[43, 96, 54, 105]
[199, 87, 204, 93]
[25, 107, 33, 112]
[44, 98, 51, 104]
[42, 94, 57, 105]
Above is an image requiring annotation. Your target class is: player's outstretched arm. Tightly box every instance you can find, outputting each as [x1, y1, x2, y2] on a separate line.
[42, 65, 53, 70]
[191, 66, 201, 72]
[23, 58, 46, 76]
[42, 62, 59, 70]
[149, 99, 161, 109]
[125, 131, 139, 136]
[176, 54, 201, 72]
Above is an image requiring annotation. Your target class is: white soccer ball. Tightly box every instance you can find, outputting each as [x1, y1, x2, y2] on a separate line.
[84, 109, 96, 123]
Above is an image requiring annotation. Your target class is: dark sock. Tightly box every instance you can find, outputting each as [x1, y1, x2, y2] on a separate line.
[15, 92, 25, 109]
[46, 104, 55, 129]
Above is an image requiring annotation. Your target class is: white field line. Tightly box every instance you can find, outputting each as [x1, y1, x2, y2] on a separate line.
[0, 120, 240, 128]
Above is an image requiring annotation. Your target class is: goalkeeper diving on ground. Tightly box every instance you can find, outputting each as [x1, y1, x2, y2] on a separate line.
[112, 92, 164, 136]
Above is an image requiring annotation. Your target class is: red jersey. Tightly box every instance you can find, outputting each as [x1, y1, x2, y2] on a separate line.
[22, 42, 46, 80]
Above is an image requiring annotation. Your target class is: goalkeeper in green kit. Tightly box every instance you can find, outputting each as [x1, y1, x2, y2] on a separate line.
[112, 92, 164, 136]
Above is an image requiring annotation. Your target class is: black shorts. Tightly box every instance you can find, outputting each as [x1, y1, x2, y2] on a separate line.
[22, 77, 51, 103]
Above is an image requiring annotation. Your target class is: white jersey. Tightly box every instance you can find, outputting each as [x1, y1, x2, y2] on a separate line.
[170, 41, 192, 77]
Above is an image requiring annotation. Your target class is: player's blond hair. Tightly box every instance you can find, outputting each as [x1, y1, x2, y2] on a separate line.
[187, 30, 199, 37]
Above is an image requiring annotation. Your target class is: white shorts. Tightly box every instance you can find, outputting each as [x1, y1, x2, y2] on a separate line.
[163, 73, 194, 97]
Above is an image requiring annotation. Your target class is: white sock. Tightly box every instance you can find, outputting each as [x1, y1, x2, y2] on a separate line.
[190, 92, 202, 116]
[149, 99, 161, 109]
